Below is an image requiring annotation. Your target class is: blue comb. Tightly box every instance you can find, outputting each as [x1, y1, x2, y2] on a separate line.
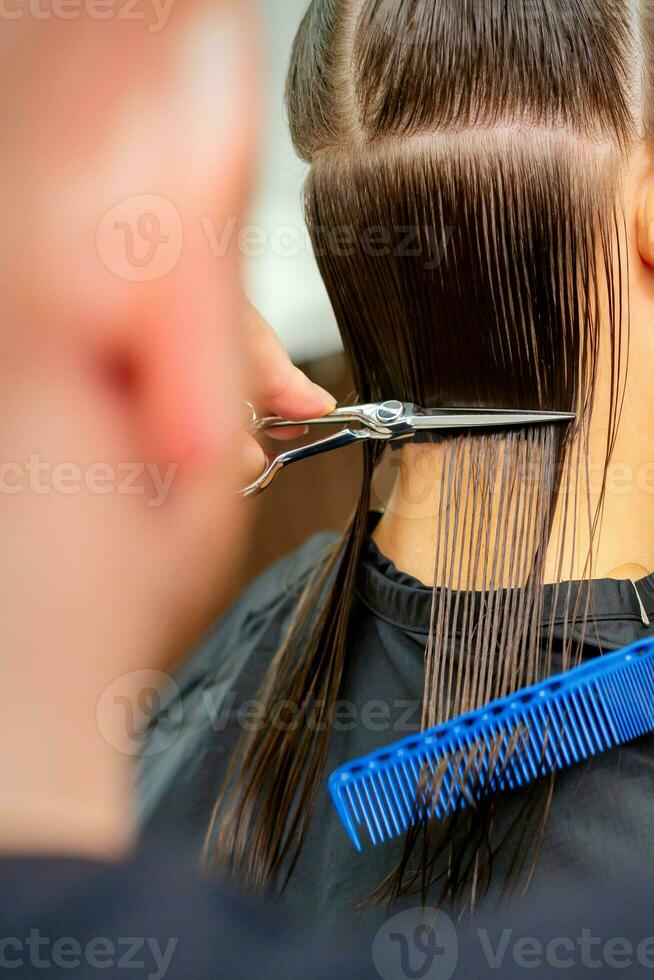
[328, 636, 654, 851]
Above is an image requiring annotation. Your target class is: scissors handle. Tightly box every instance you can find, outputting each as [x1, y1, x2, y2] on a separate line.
[249, 403, 401, 436]
[241, 427, 369, 499]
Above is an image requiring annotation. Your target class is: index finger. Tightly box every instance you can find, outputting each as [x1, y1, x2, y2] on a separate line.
[243, 302, 337, 420]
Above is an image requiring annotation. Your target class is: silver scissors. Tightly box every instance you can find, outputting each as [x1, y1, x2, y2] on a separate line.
[241, 400, 575, 499]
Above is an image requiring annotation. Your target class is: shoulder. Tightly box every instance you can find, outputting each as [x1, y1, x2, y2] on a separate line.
[138, 531, 339, 828]
[176, 529, 339, 696]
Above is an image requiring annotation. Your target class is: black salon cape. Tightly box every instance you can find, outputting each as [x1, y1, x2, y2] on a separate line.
[0, 846, 371, 979]
[3, 849, 654, 978]
[140, 517, 654, 934]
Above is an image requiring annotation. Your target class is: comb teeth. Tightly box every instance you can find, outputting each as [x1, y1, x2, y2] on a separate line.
[328, 638, 654, 851]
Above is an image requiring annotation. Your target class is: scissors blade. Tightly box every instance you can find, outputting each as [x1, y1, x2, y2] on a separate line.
[408, 408, 576, 431]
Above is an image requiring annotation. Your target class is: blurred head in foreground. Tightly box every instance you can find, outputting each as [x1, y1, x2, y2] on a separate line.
[0, 0, 257, 669]
[0, 0, 258, 848]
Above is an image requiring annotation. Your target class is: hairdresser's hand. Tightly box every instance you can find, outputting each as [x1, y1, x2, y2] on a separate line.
[241, 301, 337, 482]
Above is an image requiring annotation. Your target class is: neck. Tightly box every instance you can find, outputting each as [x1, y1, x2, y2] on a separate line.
[374, 401, 654, 588]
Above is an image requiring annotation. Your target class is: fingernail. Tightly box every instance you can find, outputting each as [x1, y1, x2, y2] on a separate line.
[311, 383, 337, 413]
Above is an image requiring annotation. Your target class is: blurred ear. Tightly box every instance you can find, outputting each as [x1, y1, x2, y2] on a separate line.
[91, 3, 258, 467]
[3, 3, 257, 468]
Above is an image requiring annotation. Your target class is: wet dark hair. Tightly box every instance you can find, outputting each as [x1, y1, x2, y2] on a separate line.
[208, 0, 645, 907]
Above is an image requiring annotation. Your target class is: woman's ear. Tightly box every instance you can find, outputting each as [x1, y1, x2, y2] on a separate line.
[637, 180, 654, 269]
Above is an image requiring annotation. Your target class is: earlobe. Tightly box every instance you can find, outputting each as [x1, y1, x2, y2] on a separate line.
[637, 180, 654, 269]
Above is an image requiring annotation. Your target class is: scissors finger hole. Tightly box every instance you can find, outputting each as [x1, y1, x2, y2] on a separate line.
[264, 424, 310, 442]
